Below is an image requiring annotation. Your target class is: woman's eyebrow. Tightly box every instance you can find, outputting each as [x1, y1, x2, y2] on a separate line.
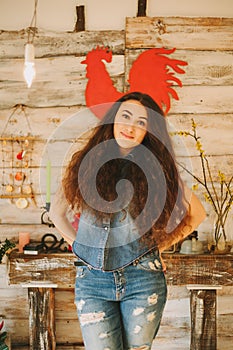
[122, 109, 133, 115]
[122, 110, 147, 120]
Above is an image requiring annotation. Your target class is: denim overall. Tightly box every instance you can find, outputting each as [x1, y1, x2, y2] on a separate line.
[72, 210, 167, 350]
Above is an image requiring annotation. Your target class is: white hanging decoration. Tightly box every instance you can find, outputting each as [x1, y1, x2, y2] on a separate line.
[23, 0, 38, 88]
[24, 43, 36, 88]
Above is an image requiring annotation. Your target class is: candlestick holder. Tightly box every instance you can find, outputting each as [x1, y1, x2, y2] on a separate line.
[41, 203, 54, 227]
[45, 202, 50, 212]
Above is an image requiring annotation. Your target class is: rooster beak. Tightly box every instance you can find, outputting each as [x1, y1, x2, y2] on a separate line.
[81, 59, 87, 64]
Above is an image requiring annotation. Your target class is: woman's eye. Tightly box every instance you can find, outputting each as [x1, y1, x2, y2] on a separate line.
[138, 120, 146, 127]
[122, 113, 130, 120]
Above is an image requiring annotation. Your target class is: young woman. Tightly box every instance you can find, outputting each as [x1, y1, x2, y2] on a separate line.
[50, 92, 206, 350]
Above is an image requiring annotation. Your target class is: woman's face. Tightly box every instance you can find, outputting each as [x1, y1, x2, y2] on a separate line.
[113, 100, 148, 154]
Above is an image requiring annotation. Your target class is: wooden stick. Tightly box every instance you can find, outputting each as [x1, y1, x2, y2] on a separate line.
[75, 6, 85, 32]
[137, 0, 147, 17]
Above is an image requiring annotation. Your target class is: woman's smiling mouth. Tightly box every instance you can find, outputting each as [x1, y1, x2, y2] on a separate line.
[120, 131, 134, 139]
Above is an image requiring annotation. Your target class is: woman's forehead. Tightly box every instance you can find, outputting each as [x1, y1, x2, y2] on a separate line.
[118, 100, 148, 117]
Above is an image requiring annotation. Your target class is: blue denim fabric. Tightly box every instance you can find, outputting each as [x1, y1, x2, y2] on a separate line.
[74, 249, 167, 350]
[72, 210, 158, 271]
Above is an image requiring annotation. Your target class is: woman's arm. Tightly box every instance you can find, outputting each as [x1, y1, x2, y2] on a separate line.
[182, 185, 206, 231]
[49, 185, 76, 246]
[159, 187, 206, 252]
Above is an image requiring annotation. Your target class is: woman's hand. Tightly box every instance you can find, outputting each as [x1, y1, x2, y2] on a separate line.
[49, 185, 77, 245]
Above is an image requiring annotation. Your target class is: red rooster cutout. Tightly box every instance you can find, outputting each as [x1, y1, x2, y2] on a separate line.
[81, 47, 188, 118]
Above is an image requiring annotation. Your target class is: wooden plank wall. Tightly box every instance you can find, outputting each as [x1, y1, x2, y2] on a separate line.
[0, 17, 233, 349]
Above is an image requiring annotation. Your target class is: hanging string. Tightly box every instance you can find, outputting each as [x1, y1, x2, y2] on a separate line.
[0, 105, 33, 139]
[27, 0, 39, 44]
[0, 105, 21, 138]
[22, 106, 32, 135]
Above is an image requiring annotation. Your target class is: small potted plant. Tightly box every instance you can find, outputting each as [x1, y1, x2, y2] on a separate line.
[0, 239, 16, 264]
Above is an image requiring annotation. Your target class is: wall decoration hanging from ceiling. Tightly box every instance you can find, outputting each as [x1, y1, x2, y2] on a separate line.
[0, 105, 37, 209]
[82, 46, 188, 119]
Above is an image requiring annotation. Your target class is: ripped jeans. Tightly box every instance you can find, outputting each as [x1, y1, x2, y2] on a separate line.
[74, 250, 167, 350]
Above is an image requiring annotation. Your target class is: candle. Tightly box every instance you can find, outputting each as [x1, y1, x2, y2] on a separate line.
[46, 160, 51, 204]
[18, 232, 30, 253]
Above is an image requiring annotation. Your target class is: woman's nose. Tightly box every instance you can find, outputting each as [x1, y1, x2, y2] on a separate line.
[125, 122, 134, 133]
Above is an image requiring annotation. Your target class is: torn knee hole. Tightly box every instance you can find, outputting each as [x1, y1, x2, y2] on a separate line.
[79, 311, 105, 326]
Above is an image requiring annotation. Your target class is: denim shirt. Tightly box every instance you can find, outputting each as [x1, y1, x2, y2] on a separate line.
[72, 209, 157, 272]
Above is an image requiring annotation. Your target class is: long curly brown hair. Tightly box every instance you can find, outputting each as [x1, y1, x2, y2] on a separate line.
[62, 92, 189, 247]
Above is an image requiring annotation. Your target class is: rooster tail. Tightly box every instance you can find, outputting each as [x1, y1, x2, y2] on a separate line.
[127, 48, 188, 114]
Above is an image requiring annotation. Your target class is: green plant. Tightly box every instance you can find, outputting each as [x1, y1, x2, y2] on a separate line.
[172, 118, 233, 246]
[0, 320, 8, 350]
[0, 239, 16, 264]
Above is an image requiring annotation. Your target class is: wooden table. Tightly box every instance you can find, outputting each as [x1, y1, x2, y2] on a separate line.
[8, 251, 233, 350]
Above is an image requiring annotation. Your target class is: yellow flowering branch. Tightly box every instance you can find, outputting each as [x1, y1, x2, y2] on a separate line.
[172, 118, 233, 244]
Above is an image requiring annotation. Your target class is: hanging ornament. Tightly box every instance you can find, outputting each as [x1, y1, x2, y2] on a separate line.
[15, 197, 28, 209]
[5, 185, 14, 193]
[15, 172, 25, 182]
[16, 150, 27, 160]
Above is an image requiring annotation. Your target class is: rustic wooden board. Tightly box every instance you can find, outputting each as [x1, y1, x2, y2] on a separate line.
[168, 114, 233, 156]
[125, 17, 233, 50]
[0, 105, 93, 138]
[1, 115, 232, 163]
[55, 319, 82, 344]
[0, 30, 125, 58]
[0, 55, 124, 81]
[0, 54, 125, 109]
[6, 318, 83, 346]
[125, 49, 233, 86]
[1, 109, 232, 156]
[0, 77, 124, 110]
[170, 85, 233, 114]
[55, 290, 77, 319]
[1, 165, 232, 226]
[164, 254, 233, 286]
[1, 66, 232, 111]
[8, 252, 233, 287]
[8, 252, 77, 288]
[3, 82, 229, 113]
[0, 224, 58, 242]
[1, 155, 232, 202]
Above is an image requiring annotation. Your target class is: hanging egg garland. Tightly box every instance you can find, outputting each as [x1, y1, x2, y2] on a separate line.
[0, 105, 37, 208]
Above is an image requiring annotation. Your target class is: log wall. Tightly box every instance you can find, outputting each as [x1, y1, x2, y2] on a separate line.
[0, 16, 233, 349]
